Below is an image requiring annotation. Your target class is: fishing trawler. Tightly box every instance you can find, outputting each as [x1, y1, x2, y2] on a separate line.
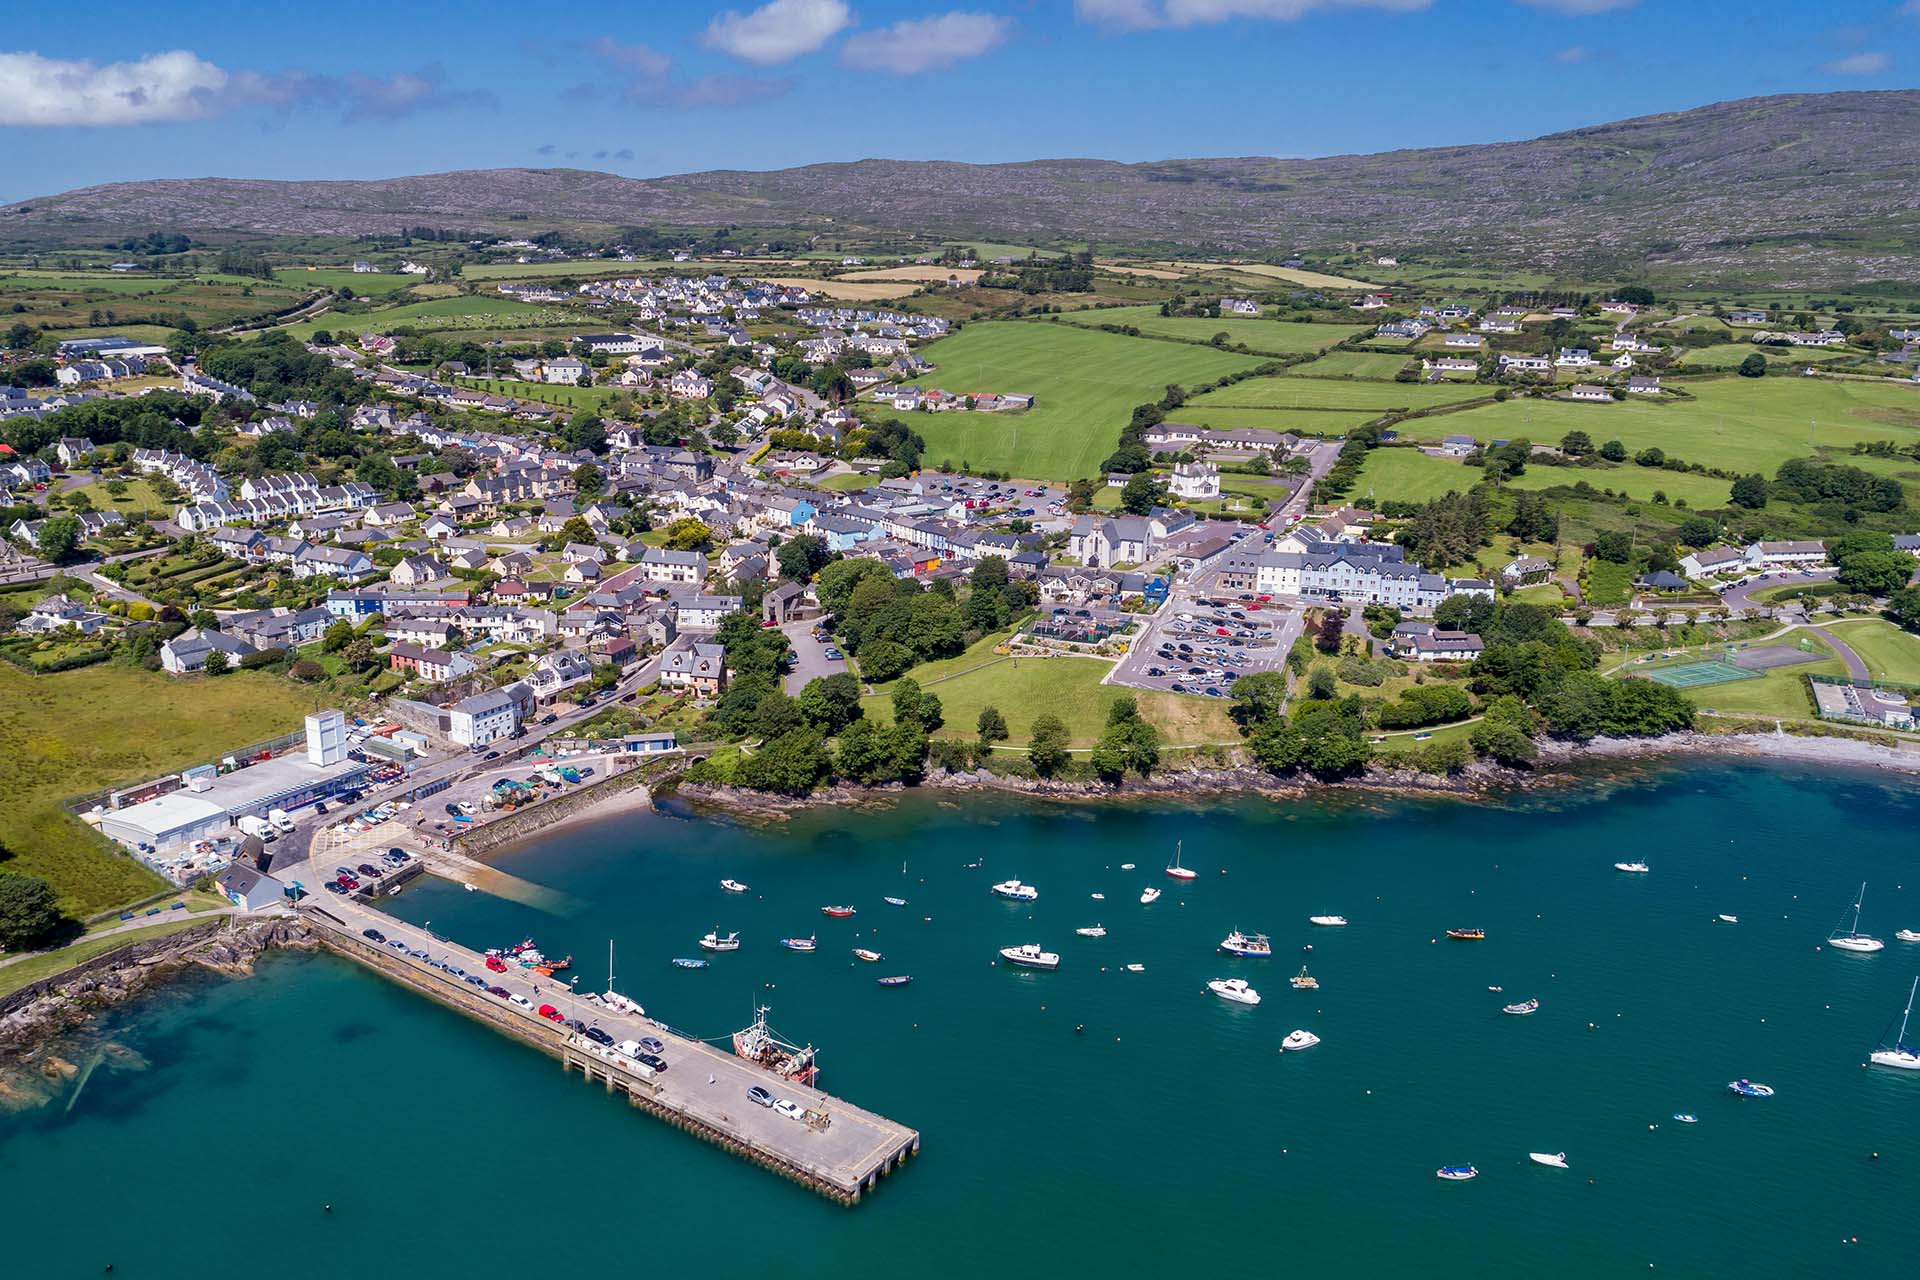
[1219, 930, 1272, 958]
[733, 1005, 819, 1086]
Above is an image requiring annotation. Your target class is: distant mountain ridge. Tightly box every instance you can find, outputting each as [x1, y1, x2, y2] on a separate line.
[5, 92, 1919, 285]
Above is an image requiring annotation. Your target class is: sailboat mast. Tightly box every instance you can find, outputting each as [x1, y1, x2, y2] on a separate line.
[1901, 976, 1917, 1048]
[1855, 882, 1868, 937]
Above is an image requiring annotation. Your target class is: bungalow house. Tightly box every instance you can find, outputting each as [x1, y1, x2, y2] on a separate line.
[1568, 384, 1612, 402]
[1627, 376, 1662, 395]
[1744, 540, 1827, 570]
[659, 639, 728, 697]
[363, 502, 416, 528]
[565, 560, 602, 584]
[16, 594, 110, 635]
[1637, 570, 1688, 593]
[1392, 626, 1485, 662]
[160, 628, 256, 675]
[1556, 348, 1596, 368]
[1438, 434, 1477, 457]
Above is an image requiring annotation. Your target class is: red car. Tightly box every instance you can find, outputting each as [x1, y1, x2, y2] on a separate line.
[335, 875, 359, 890]
[1215, 627, 1231, 636]
[538, 1004, 564, 1022]
[484, 955, 507, 973]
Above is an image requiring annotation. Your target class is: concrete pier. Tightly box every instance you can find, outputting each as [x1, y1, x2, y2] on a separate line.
[304, 905, 919, 1205]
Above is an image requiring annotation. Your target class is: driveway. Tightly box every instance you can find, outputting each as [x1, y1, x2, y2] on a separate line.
[1806, 624, 1871, 681]
[781, 618, 842, 692]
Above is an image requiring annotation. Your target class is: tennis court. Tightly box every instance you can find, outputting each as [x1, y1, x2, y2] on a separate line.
[1646, 660, 1759, 688]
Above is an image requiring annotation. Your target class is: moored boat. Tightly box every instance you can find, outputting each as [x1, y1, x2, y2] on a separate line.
[821, 904, 856, 918]
[1828, 882, 1885, 953]
[1290, 965, 1319, 990]
[1125, 963, 1145, 972]
[1868, 976, 1920, 1071]
[1727, 1079, 1775, 1098]
[1503, 998, 1540, 1016]
[733, 1005, 818, 1086]
[990, 879, 1039, 902]
[780, 935, 817, 952]
[1672, 1113, 1698, 1124]
[1075, 925, 1107, 938]
[1220, 930, 1272, 958]
[1445, 928, 1485, 941]
[1309, 914, 1347, 927]
[699, 930, 740, 952]
[1529, 1152, 1569, 1169]
[852, 947, 883, 963]
[670, 957, 708, 969]
[721, 879, 749, 893]
[1435, 1165, 1478, 1181]
[1614, 861, 1650, 874]
[999, 943, 1060, 970]
[1208, 977, 1261, 1005]
[877, 975, 912, 988]
[1896, 929, 1920, 943]
[1718, 914, 1739, 924]
[884, 896, 908, 907]
[1140, 887, 1162, 905]
[1166, 840, 1198, 881]
[1281, 1029, 1320, 1051]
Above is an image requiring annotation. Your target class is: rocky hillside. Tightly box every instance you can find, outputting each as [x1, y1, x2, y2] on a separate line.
[5, 92, 1918, 284]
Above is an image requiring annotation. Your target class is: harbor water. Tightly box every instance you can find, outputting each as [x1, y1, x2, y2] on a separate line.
[5, 758, 1920, 1276]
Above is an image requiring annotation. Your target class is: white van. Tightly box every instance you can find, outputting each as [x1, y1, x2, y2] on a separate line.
[267, 808, 296, 833]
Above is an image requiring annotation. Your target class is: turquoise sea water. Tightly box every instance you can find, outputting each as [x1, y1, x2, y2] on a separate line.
[6, 760, 1920, 1277]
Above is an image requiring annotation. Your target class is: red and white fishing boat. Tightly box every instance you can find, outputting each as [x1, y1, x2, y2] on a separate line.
[733, 1005, 819, 1086]
[820, 905, 857, 918]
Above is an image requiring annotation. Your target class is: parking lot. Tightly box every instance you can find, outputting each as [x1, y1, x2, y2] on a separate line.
[1111, 586, 1298, 698]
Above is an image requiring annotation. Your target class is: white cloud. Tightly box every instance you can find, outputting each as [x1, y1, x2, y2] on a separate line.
[1821, 51, 1891, 75]
[0, 50, 229, 125]
[1553, 44, 1591, 63]
[1075, 0, 1428, 30]
[841, 12, 1014, 74]
[702, 0, 852, 64]
[1514, 0, 1637, 13]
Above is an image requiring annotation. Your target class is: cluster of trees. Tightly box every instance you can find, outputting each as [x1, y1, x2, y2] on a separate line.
[816, 558, 1030, 682]
[1829, 532, 1919, 597]
[1506, 492, 1560, 543]
[1089, 697, 1161, 783]
[0, 868, 65, 951]
[1396, 490, 1492, 570]
[1773, 458, 1904, 513]
[979, 252, 1095, 294]
[199, 333, 349, 403]
[1312, 423, 1382, 504]
[1, 393, 203, 459]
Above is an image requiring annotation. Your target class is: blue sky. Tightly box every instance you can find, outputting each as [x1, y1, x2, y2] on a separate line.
[0, 0, 1913, 202]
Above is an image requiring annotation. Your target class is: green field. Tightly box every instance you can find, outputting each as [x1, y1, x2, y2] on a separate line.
[462, 259, 664, 282]
[1683, 637, 1845, 718]
[1056, 306, 1366, 357]
[1824, 619, 1920, 684]
[273, 267, 414, 293]
[1285, 351, 1415, 379]
[1505, 460, 1733, 507]
[0, 663, 318, 915]
[904, 321, 1266, 478]
[278, 294, 584, 340]
[1352, 449, 1483, 503]
[1178, 405, 1383, 436]
[1677, 343, 1855, 371]
[862, 647, 1236, 747]
[0, 270, 314, 332]
[1407, 377, 1920, 482]
[1188, 375, 1494, 412]
[453, 376, 622, 411]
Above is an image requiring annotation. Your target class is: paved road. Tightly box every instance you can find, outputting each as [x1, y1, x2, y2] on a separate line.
[1716, 569, 1838, 615]
[1806, 624, 1871, 680]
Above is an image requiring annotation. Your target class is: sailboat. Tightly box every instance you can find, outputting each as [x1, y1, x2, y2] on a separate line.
[1828, 881, 1885, 953]
[600, 941, 644, 1016]
[1166, 840, 1197, 881]
[1869, 976, 1920, 1070]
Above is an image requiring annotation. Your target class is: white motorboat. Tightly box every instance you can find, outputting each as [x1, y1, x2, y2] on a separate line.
[1727, 1079, 1775, 1098]
[721, 879, 750, 894]
[1140, 887, 1162, 905]
[1166, 840, 1198, 881]
[991, 879, 1039, 902]
[1528, 1152, 1569, 1169]
[1091, 893, 1105, 900]
[1828, 881, 1885, 953]
[1125, 963, 1145, 972]
[1308, 915, 1347, 927]
[1120, 863, 1137, 870]
[1075, 925, 1107, 938]
[698, 930, 740, 952]
[1896, 929, 1920, 943]
[1868, 976, 1920, 1071]
[1503, 998, 1540, 1016]
[852, 948, 883, 963]
[1717, 914, 1739, 924]
[1281, 1029, 1320, 1052]
[1672, 1114, 1698, 1124]
[1435, 1165, 1478, 1181]
[1290, 965, 1319, 990]
[1208, 978, 1261, 1005]
[1220, 930, 1272, 958]
[1614, 861, 1650, 874]
[999, 943, 1060, 971]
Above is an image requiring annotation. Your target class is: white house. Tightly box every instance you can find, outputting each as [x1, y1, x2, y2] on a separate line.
[1168, 461, 1221, 501]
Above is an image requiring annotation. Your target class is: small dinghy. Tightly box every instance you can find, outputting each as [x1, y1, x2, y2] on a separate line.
[1503, 998, 1540, 1016]
[1727, 1079, 1775, 1098]
[1075, 925, 1107, 938]
[1120, 863, 1136, 870]
[780, 936, 817, 953]
[884, 896, 908, 907]
[1308, 914, 1347, 927]
[1125, 963, 1145, 972]
[721, 879, 749, 893]
[1091, 893, 1106, 900]
[1281, 1029, 1320, 1051]
[1672, 1114, 1698, 1124]
[821, 905, 856, 918]
[670, 957, 708, 969]
[1435, 1165, 1478, 1181]
[876, 975, 912, 988]
[1445, 928, 1485, 941]
[852, 948, 882, 963]
[1529, 1152, 1569, 1169]
[1717, 914, 1739, 924]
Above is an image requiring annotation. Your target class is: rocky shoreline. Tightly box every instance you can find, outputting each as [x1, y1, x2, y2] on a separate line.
[0, 916, 317, 1110]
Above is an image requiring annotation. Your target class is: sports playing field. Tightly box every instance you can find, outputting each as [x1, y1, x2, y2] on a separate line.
[903, 321, 1267, 479]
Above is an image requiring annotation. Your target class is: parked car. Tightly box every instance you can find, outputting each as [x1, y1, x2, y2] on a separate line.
[537, 1004, 564, 1022]
[638, 1035, 665, 1053]
[634, 1051, 667, 1072]
[584, 1027, 614, 1046]
[488, 985, 511, 998]
[508, 993, 533, 1009]
[362, 929, 386, 943]
[747, 1086, 775, 1108]
[463, 974, 489, 988]
[773, 1099, 805, 1121]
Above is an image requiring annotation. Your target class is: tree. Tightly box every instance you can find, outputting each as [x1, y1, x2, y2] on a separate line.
[1836, 551, 1914, 597]
[1228, 671, 1289, 730]
[1306, 667, 1337, 699]
[289, 658, 326, 681]
[1676, 516, 1717, 548]
[777, 535, 831, 582]
[1090, 699, 1160, 782]
[322, 619, 354, 652]
[33, 515, 80, 562]
[0, 873, 63, 950]
[735, 728, 832, 796]
[1737, 353, 1768, 378]
[1028, 714, 1071, 777]
[204, 648, 232, 675]
[341, 637, 379, 673]
[857, 639, 915, 683]
[572, 463, 604, 499]
[1888, 584, 1920, 633]
[832, 719, 891, 783]
[662, 518, 715, 553]
[1633, 446, 1665, 468]
[890, 678, 943, 733]
[1120, 471, 1163, 516]
[1314, 609, 1345, 654]
[797, 673, 864, 733]
[1729, 473, 1768, 509]
[1558, 430, 1593, 457]
[977, 704, 1008, 749]
[1599, 439, 1628, 462]
[1593, 530, 1634, 564]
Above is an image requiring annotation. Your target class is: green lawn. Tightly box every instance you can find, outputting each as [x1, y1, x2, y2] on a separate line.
[1188, 375, 1493, 412]
[1406, 377, 1920, 486]
[1677, 343, 1855, 371]
[1352, 449, 1482, 504]
[1504, 461, 1732, 508]
[1824, 619, 1920, 684]
[64, 475, 171, 516]
[0, 662, 319, 915]
[453, 376, 621, 411]
[902, 321, 1267, 479]
[1177, 406, 1382, 436]
[462, 259, 665, 282]
[0, 917, 211, 999]
[1056, 306, 1366, 356]
[861, 640, 1237, 747]
[1285, 351, 1416, 379]
[277, 294, 583, 341]
[273, 268, 414, 294]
